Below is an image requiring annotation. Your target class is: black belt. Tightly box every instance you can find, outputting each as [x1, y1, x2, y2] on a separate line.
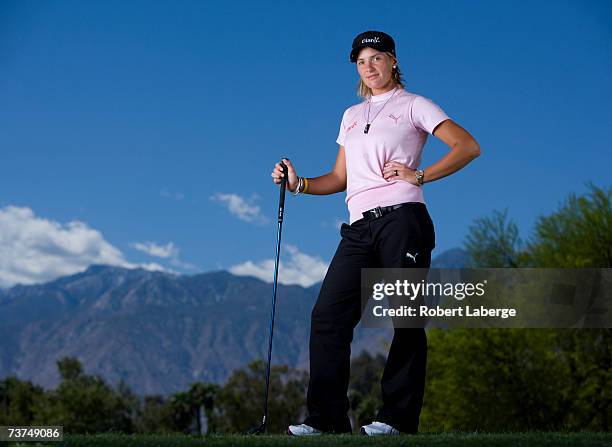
[361, 202, 417, 221]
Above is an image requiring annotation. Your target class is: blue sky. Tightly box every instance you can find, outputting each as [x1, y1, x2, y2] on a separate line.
[1, 0, 610, 288]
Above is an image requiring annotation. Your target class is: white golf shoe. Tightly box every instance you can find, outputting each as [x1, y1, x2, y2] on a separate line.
[360, 421, 401, 435]
[287, 423, 323, 436]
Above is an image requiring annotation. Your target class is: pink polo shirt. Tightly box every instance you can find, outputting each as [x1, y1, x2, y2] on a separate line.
[336, 88, 450, 224]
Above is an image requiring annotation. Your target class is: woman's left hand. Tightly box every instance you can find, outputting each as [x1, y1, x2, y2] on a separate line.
[382, 161, 418, 186]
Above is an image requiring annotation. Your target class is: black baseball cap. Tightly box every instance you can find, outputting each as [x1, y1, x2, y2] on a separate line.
[350, 30, 396, 63]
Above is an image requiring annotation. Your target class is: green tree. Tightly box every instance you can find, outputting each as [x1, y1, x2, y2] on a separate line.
[465, 209, 526, 267]
[211, 360, 307, 433]
[419, 183, 612, 431]
[168, 383, 219, 434]
[554, 329, 612, 431]
[169, 390, 193, 433]
[528, 183, 611, 268]
[421, 328, 566, 431]
[0, 376, 46, 425]
[187, 382, 219, 434]
[32, 356, 134, 433]
[57, 357, 83, 381]
[133, 394, 175, 433]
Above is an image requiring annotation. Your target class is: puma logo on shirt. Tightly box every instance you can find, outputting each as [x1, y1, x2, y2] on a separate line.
[388, 113, 402, 125]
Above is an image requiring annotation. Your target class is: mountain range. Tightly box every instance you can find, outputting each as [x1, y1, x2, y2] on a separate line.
[0, 248, 467, 396]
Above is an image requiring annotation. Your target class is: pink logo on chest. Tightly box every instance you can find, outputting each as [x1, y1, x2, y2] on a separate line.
[388, 114, 401, 125]
[346, 121, 358, 132]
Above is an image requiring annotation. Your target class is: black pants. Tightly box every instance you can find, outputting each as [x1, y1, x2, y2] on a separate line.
[303, 202, 435, 434]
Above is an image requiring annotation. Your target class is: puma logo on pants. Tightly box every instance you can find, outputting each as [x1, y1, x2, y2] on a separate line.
[406, 252, 418, 263]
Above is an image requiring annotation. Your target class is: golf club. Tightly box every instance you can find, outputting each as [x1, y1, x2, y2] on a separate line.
[247, 159, 289, 435]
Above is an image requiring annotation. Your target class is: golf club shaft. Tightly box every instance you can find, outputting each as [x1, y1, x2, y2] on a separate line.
[261, 220, 282, 427]
[260, 160, 289, 429]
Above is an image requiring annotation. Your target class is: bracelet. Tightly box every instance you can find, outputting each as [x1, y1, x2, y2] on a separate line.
[303, 177, 309, 193]
[292, 177, 304, 196]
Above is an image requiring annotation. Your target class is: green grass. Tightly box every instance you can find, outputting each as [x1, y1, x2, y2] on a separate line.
[7, 432, 612, 447]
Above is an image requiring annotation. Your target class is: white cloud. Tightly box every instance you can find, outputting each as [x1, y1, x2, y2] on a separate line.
[0, 205, 167, 288]
[136, 262, 168, 272]
[228, 244, 328, 287]
[130, 241, 178, 259]
[210, 193, 268, 224]
[130, 240, 198, 271]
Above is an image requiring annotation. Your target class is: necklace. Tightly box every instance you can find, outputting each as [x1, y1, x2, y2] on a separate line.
[364, 87, 398, 134]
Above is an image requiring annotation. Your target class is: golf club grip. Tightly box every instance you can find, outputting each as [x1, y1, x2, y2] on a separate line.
[278, 160, 288, 222]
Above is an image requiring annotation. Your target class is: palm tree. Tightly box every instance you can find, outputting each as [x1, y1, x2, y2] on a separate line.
[186, 383, 218, 434]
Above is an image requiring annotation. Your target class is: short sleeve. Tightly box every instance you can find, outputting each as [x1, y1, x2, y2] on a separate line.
[410, 95, 450, 135]
[336, 110, 348, 146]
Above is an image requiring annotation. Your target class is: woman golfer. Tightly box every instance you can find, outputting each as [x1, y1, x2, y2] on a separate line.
[271, 30, 480, 436]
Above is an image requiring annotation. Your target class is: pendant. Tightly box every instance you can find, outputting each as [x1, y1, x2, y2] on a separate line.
[364, 124, 370, 134]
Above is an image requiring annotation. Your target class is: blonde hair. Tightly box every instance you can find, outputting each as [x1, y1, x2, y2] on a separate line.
[357, 52, 404, 99]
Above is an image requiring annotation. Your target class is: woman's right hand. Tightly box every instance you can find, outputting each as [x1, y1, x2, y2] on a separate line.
[271, 158, 299, 192]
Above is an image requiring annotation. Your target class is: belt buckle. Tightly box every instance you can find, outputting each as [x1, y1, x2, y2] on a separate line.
[371, 206, 383, 219]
